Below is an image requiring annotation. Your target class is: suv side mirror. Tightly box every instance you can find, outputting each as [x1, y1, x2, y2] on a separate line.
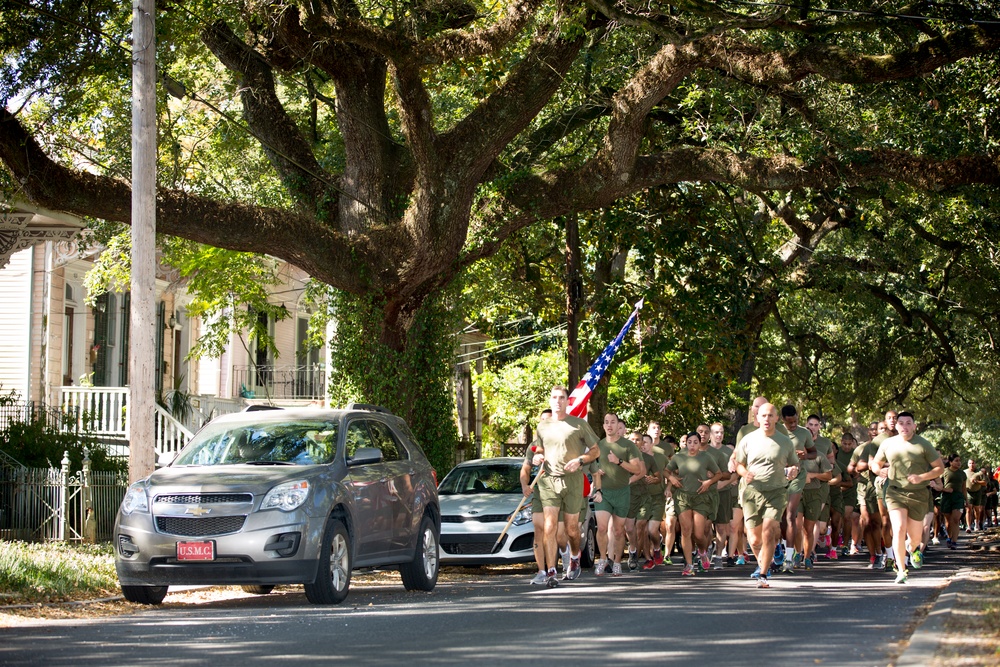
[347, 447, 383, 466]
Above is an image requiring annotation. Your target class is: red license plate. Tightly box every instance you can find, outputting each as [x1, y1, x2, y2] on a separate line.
[176, 540, 215, 561]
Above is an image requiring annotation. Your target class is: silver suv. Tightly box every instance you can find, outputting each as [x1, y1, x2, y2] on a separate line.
[114, 405, 440, 605]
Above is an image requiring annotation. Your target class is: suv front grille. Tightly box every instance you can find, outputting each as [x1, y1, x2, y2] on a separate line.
[156, 515, 247, 536]
[155, 493, 253, 504]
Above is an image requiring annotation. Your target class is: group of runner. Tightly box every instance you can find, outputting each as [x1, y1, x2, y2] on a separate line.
[524, 385, 991, 589]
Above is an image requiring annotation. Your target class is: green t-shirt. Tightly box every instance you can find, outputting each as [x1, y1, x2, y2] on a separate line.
[736, 423, 757, 445]
[666, 450, 720, 494]
[631, 451, 656, 496]
[813, 435, 833, 460]
[851, 441, 879, 486]
[872, 434, 940, 491]
[535, 415, 599, 477]
[704, 446, 731, 494]
[803, 452, 833, 490]
[597, 437, 642, 490]
[645, 448, 668, 496]
[836, 446, 854, 473]
[735, 429, 799, 492]
[967, 468, 987, 492]
[941, 468, 967, 495]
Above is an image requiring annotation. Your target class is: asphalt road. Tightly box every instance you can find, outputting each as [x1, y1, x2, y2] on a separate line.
[2, 544, 989, 667]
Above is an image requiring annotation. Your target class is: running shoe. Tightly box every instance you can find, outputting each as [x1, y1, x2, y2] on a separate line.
[642, 559, 656, 571]
[726, 556, 736, 567]
[803, 557, 813, 570]
[612, 562, 623, 577]
[849, 544, 860, 556]
[894, 570, 908, 584]
[948, 540, 957, 550]
[663, 556, 673, 565]
[545, 575, 560, 588]
[594, 559, 607, 577]
[736, 555, 747, 566]
[868, 556, 876, 569]
[530, 570, 548, 585]
[681, 565, 696, 577]
[712, 556, 723, 570]
[931, 536, 940, 545]
[700, 552, 711, 571]
[875, 553, 887, 570]
[885, 557, 895, 572]
[750, 566, 762, 579]
[628, 551, 639, 571]
[781, 559, 794, 573]
[792, 551, 803, 568]
[654, 550, 664, 565]
[826, 548, 839, 560]
[911, 550, 924, 569]
[566, 557, 582, 580]
[757, 576, 769, 589]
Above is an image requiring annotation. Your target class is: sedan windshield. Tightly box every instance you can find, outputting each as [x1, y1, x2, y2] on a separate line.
[174, 420, 340, 466]
[438, 463, 524, 495]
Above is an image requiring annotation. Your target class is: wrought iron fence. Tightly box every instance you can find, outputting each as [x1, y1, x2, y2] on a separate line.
[232, 364, 327, 400]
[0, 449, 127, 542]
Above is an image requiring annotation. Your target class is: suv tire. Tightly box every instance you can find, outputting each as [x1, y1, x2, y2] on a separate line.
[121, 585, 168, 605]
[304, 517, 352, 604]
[580, 519, 597, 569]
[399, 515, 439, 591]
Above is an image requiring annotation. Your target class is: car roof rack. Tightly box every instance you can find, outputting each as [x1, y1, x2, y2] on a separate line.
[344, 402, 391, 414]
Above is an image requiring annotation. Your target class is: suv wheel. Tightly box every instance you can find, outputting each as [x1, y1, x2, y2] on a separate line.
[240, 585, 274, 595]
[304, 517, 352, 604]
[400, 515, 439, 591]
[121, 585, 168, 605]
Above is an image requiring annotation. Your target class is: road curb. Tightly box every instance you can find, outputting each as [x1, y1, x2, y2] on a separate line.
[894, 567, 977, 667]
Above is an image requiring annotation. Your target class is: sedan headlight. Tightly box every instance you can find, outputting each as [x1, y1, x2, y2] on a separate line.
[511, 506, 532, 526]
[120, 482, 149, 515]
[260, 480, 310, 511]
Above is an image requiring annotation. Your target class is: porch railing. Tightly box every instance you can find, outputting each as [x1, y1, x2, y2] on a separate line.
[154, 405, 194, 457]
[58, 387, 129, 438]
[232, 364, 327, 401]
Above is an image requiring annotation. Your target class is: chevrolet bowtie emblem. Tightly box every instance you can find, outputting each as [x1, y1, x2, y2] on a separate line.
[184, 506, 212, 516]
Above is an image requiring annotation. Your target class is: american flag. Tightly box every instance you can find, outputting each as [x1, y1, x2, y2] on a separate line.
[567, 299, 644, 418]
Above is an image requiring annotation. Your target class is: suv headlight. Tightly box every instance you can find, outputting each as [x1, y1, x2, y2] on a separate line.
[511, 506, 532, 526]
[261, 480, 310, 511]
[121, 482, 149, 515]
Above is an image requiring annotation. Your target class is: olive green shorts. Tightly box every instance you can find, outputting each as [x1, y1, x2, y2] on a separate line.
[628, 487, 646, 519]
[675, 489, 713, 519]
[788, 473, 806, 496]
[886, 485, 932, 522]
[644, 493, 666, 522]
[940, 491, 966, 514]
[594, 484, 631, 517]
[857, 483, 879, 515]
[802, 487, 823, 522]
[741, 483, 788, 528]
[537, 473, 585, 515]
[707, 489, 720, 522]
[829, 486, 845, 516]
[969, 489, 986, 507]
[715, 488, 734, 524]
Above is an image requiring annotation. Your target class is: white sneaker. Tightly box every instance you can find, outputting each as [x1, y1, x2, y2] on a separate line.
[530, 571, 548, 585]
[612, 562, 623, 577]
[594, 559, 607, 576]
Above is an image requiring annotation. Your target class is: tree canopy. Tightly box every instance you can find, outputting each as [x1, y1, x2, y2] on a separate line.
[2, 0, 999, 460]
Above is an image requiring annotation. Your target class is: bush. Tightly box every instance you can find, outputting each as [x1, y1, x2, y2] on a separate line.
[0, 417, 125, 473]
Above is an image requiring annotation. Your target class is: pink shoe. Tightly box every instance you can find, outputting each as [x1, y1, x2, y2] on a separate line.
[826, 548, 838, 560]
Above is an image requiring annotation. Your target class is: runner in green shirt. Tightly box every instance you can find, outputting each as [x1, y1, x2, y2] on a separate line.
[665, 432, 723, 576]
[733, 403, 799, 589]
[532, 385, 600, 586]
[940, 455, 967, 548]
[591, 412, 643, 577]
[870, 411, 944, 584]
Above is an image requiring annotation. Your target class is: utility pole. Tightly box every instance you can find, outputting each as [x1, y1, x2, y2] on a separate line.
[129, 0, 156, 482]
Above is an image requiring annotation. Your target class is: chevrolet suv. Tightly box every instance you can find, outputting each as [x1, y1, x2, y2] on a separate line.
[114, 405, 440, 605]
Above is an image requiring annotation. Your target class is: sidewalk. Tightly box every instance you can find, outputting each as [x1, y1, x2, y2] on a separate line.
[894, 529, 1000, 667]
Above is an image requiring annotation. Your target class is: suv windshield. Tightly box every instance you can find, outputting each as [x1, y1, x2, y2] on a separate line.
[174, 419, 340, 466]
[438, 463, 524, 495]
